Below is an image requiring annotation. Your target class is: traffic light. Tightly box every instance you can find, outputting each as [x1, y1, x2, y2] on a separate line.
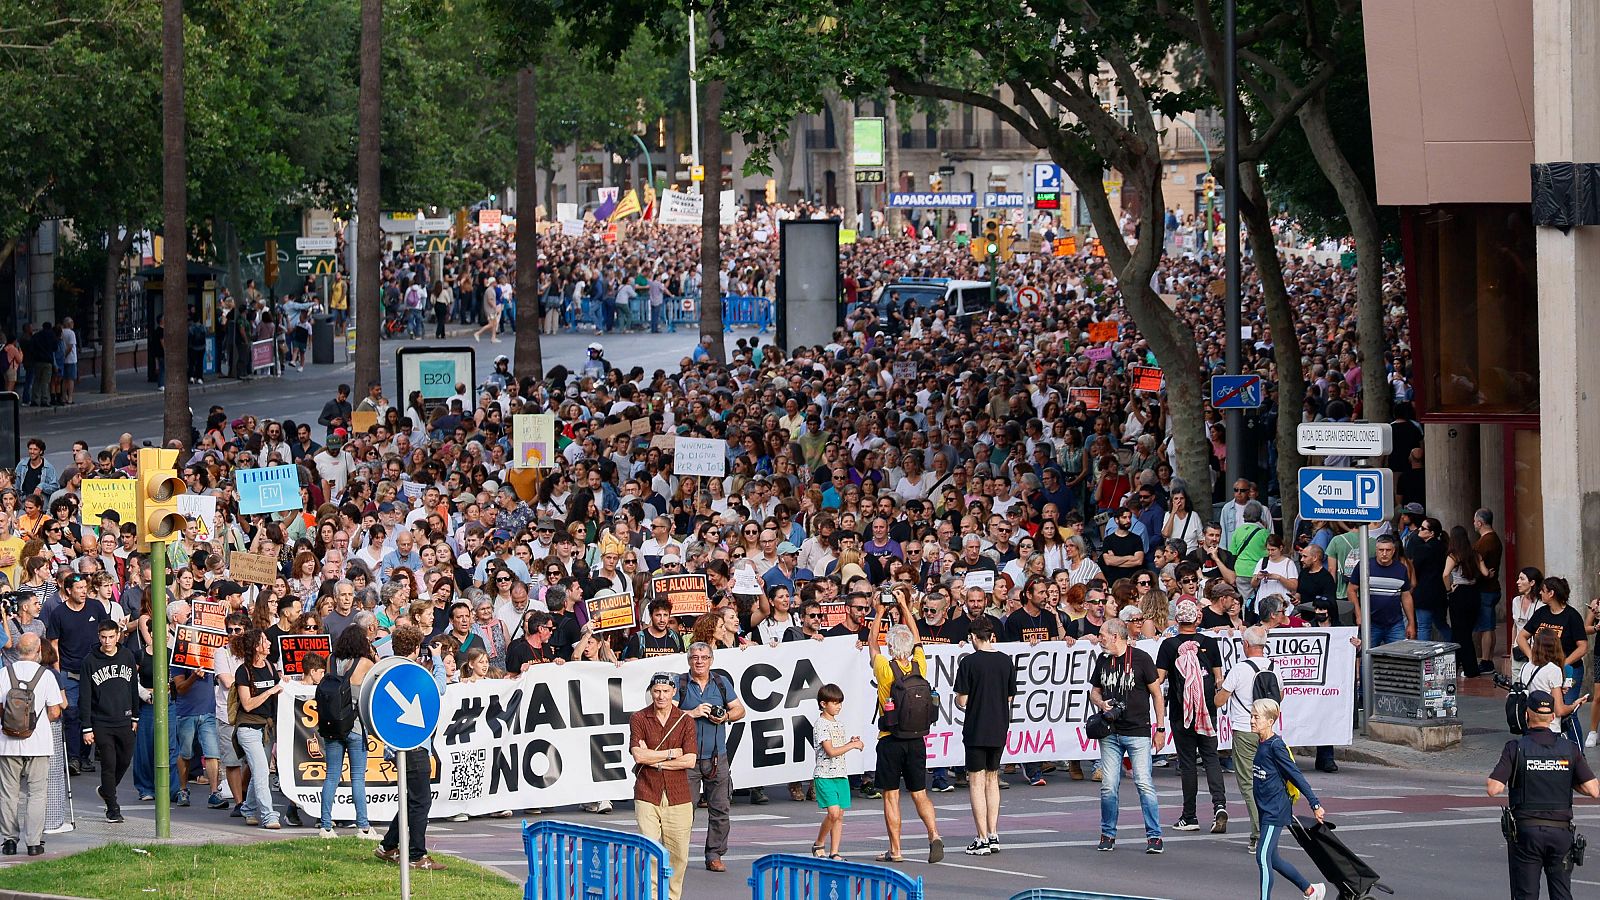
[135, 447, 187, 550]
[1203, 174, 1216, 199]
[997, 225, 1017, 261]
[982, 218, 1000, 255]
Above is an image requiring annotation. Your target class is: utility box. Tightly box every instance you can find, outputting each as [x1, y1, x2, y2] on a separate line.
[311, 315, 335, 365]
[1371, 639, 1459, 722]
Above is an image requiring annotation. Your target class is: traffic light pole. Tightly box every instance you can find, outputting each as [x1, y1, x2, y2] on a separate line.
[151, 539, 171, 839]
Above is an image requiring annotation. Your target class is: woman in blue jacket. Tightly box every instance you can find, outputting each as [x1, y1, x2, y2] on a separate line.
[1250, 698, 1328, 899]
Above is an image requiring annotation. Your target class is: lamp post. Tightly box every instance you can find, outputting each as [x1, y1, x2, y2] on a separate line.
[1223, 0, 1243, 491]
[1170, 115, 1215, 251]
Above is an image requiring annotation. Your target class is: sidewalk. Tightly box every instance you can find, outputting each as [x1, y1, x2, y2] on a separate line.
[1335, 671, 1513, 774]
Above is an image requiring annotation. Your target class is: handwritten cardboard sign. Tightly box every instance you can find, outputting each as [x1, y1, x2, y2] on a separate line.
[1087, 321, 1118, 343]
[654, 573, 709, 617]
[278, 633, 332, 678]
[230, 551, 279, 586]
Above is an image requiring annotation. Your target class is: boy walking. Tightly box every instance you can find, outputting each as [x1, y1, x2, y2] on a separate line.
[811, 683, 861, 860]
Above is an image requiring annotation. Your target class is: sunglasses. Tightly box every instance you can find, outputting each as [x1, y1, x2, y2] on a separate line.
[805, 612, 826, 619]
[849, 605, 870, 613]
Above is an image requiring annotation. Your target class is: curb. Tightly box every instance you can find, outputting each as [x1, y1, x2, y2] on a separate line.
[0, 891, 90, 900]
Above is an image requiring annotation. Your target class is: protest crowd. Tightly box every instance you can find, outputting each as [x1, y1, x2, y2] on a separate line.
[3, 202, 1599, 900]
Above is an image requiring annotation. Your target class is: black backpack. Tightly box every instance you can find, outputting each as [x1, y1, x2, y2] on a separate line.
[1248, 658, 1282, 704]
[881, 659, 935, 739]
[316, 660, 358, 740]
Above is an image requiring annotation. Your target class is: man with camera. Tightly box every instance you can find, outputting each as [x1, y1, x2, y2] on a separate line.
[1487, 689, 1597, 899]
[676, 641, 745, 873]
[1088, 617, 1166, 854]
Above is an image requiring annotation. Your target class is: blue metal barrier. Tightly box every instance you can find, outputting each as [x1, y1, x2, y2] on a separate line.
[523, 820, 672, 900]
[1004, 883, 1171, 890]
[721, 295, 772, 332]
[748, 853, 923, 900]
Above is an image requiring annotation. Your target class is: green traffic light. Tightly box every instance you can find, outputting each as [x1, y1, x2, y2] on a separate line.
[986, 242, 999, 255]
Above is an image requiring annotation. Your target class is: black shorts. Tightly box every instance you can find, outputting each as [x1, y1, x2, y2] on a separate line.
[964, 745, 1003, 772]
[874, 736, 929, 793]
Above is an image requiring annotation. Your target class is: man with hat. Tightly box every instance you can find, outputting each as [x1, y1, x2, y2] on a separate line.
[761, 542, 812, 593]
[632, 672, 697, 900]
[1156, 598, 1229, 834]
[1487, 689, 1598, 899]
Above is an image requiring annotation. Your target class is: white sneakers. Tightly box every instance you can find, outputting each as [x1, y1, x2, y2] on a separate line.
[1585, 731, 1597, 749]
[319, 828, 336, 839]
[356, 827, 381, 840]
[1306, 884, 1328, 900]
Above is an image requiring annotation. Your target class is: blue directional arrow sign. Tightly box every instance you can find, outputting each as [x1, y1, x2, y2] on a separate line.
[360, 656, 441, 751]
[1211, 374, 1263, 409]
[1298, 467, 1393, 524]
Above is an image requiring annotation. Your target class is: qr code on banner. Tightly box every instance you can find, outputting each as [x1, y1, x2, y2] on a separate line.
[448, 748, 487, 801]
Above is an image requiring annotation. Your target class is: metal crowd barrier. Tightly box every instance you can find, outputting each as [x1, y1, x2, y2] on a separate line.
[523, 820, 672, 900]
[748, 853, 924, 900]
[721, 295, 772, 332]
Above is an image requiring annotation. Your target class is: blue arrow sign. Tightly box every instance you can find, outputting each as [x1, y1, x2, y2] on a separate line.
[1211, 374, 1263, 409]
[1298, 467, 1393, 524]
[361, 657, 441, 751]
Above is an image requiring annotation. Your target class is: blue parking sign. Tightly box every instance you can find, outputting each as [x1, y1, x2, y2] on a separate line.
[235, 464, 302, 515]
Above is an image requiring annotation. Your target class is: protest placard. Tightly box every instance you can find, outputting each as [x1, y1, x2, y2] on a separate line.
[236, 465, 301, 515]
[79, 479, 135, 526]
[653, 573, 709, 617]
[1087, 321, 1118, 343]
[351, 410, 378, 434]
[230, 551, 279, 585]
[278, 633, 332, 677]
[630, 417, 652, 436]
[171, 625, 228, 672]
[191, 600, 227, 632]
[892, 361, 917, 382]
[177, 494, 219, 543]
[649, 433, 677, 451]
[593, 420, 629, 442]
[586, 591, 636, 633]
[512, 414, 557, 468]
[964, 570, 996, 592]
[1130, 365, 1164, 393]
[673, 437, 726, 477]
[1084, 346, 1114, 363]
[1069, 387, 1102, 411]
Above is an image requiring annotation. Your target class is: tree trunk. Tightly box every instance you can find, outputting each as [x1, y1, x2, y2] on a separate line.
[1066, 152, 1211, 494]
[161, 0, 189, 445]
[101, 229, 129, 395]
[698, 53, 726, 364]
[884, 93, 902, 235]
[1239, 165, 1305, 530]
[354, 0, 382, 391]
[826, 90, 856, 227]
[1298, 93, 1388, 424]
[514, 67, 543, 381]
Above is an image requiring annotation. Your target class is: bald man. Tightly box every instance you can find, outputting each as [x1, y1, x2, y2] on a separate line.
[0, 634, 66, 855]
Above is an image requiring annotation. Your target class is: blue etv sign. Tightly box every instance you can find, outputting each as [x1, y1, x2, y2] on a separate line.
[360, 657, 441, 751]
[236, 464, 302, 515]
[1298, 467, 1393, 524]
[984, 192, 1027, 208]
[888, 192, 976, 208]
[1211, 374, 1263, 409]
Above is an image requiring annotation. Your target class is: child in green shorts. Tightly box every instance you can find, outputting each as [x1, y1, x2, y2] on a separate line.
[812, 683, 863, 861]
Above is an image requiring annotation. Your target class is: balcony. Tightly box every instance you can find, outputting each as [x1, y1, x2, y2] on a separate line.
[804, 128, 1038, 152]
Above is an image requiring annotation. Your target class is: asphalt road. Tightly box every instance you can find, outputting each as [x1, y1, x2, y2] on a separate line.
[9, 759, 1588, 899]
[23, 327, 709, 471]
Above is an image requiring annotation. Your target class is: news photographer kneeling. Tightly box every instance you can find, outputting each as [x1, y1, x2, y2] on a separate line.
[1487, 689, 1598, 900]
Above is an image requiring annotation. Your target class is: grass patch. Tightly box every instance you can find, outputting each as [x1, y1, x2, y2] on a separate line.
[0, 837, 522, 899]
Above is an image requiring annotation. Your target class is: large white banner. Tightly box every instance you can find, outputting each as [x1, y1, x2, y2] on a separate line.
[279, 629, 1354, 820]
[903, 628, 1358, 767]
[278, 637, 874, 821]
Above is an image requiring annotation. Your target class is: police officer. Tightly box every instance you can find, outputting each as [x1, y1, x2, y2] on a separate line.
[1486, 690, 1599, 900]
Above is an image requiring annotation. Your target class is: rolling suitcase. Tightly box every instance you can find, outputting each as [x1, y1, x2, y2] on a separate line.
[1289, 816, 1394, 900]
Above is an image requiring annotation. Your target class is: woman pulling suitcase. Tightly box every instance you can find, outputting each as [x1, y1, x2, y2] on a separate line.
[1248, 698, 1328, 900]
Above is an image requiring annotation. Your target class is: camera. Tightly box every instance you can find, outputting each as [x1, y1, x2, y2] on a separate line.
[1100, 700, 1126, 723]
[708, 705, 727, 719]
[0, 591, 23, 619]
[1493, 673, 1523, 693]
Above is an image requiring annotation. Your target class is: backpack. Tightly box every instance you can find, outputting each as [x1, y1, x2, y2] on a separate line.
[315, 659, 359, 740]
[1247, 658, 1282, 704]
[880, 659, 935, 739]
[1, 662, 46, 739]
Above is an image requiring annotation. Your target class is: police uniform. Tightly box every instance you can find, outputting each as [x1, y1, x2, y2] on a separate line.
[1489, 691, 1596, 900]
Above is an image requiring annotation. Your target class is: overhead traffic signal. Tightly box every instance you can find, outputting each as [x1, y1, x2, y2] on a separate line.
[135, 447, 188, 550]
